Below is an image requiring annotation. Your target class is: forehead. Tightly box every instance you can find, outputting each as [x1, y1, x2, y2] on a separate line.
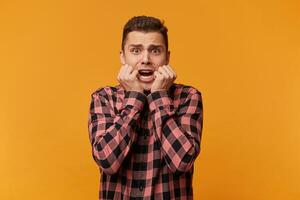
[125, 31, 165, 47]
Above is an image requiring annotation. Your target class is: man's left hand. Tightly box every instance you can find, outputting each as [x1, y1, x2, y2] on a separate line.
[151, 65, 177, 93]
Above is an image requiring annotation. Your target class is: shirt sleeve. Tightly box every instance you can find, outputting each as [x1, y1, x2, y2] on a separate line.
[88, 88, 147, 175]
[147, 89, 203, 175]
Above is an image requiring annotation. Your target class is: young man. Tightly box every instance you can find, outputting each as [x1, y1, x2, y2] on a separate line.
[88, 16, 203, 199]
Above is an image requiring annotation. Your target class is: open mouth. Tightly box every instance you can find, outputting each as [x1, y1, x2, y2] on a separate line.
[138, 70, 155, 82]
[138, 70, 154, 76]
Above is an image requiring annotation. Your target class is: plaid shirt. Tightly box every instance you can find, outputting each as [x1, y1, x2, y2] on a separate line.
[88, 83, 203, 200]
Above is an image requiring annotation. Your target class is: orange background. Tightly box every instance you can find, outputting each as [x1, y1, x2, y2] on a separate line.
[0, 0, 299, 199]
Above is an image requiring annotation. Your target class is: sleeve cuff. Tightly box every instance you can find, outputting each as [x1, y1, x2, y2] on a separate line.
[122, 90, 147, 110]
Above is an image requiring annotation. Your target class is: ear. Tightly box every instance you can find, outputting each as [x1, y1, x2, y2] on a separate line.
[166, 50, 170, 65]
[119, 50, 125, 65]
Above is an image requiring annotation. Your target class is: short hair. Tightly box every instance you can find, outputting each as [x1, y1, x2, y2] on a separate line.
[121, 16, 169, 52]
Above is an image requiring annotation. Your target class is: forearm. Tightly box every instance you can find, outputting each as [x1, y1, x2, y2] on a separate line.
[88, 90, 147, 174]
[148, 90, 203, 174]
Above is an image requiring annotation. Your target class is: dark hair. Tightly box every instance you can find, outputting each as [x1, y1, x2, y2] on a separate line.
[121, 16, 169, 51]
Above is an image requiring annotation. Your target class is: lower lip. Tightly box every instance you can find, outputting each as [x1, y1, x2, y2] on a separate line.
[138, 74, 155, 83]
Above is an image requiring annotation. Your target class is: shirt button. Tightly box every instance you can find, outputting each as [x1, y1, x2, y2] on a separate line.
[139, 184, 144, 191]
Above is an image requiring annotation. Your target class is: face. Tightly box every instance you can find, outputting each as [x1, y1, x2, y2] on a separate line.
[120, 31, 170, 91]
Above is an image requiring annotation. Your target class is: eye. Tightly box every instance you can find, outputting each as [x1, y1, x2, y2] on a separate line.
[130, 48, 141, 55]
[151, 48, 161, 54]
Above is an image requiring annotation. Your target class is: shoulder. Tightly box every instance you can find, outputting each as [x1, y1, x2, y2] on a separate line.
[170, 83, 203, 111]
[171, 83, 202, 98]
[90, 84, 123, 100]
[91, 85, 118, 95]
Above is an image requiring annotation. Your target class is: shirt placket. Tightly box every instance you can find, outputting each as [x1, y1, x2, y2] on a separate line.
[139, 105, 150, 193]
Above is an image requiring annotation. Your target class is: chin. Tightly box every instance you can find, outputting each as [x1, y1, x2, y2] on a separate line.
[141, 83, 152, 91]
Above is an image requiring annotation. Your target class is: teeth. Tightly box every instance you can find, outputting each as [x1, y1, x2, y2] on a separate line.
[139, 69, 153, 72]
[139, 70, 153, 73]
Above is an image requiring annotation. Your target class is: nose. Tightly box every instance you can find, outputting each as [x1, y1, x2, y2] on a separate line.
[141, 51, 151, 65]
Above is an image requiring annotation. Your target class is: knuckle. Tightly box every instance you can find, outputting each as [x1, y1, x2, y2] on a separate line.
[125, 77, 130, 81]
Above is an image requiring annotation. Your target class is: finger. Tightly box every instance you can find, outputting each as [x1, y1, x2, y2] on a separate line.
[129, 69, 139, 79]
[120, 64, 127, 80]
[158, 66, 170, 78]
[165, 65, 177, 78]
[121, 64, 130, 79]
[154, 70, 163, 79]
[117, 65, 125, 80]
[124, 65, 133, 78]
[162, 65, 174, 78]
[127, 65, 134, 74]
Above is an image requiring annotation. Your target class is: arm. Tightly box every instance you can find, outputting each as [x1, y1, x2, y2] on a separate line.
[147, 89, 203, 174]
[88, 88, 147, 175]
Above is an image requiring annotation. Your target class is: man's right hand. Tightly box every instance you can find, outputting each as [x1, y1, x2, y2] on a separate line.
[117, 64, 144, 93]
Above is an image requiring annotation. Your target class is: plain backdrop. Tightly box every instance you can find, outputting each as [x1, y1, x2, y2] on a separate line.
[0, 0, 299, 199]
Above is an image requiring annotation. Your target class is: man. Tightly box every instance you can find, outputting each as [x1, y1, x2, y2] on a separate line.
[88, 16, 203, 199]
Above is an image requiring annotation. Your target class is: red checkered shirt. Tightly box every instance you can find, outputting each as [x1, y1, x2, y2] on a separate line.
[88, 83, 203, 200]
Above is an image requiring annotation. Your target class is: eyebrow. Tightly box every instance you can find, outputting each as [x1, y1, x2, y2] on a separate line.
[128, 44, 164, 49]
